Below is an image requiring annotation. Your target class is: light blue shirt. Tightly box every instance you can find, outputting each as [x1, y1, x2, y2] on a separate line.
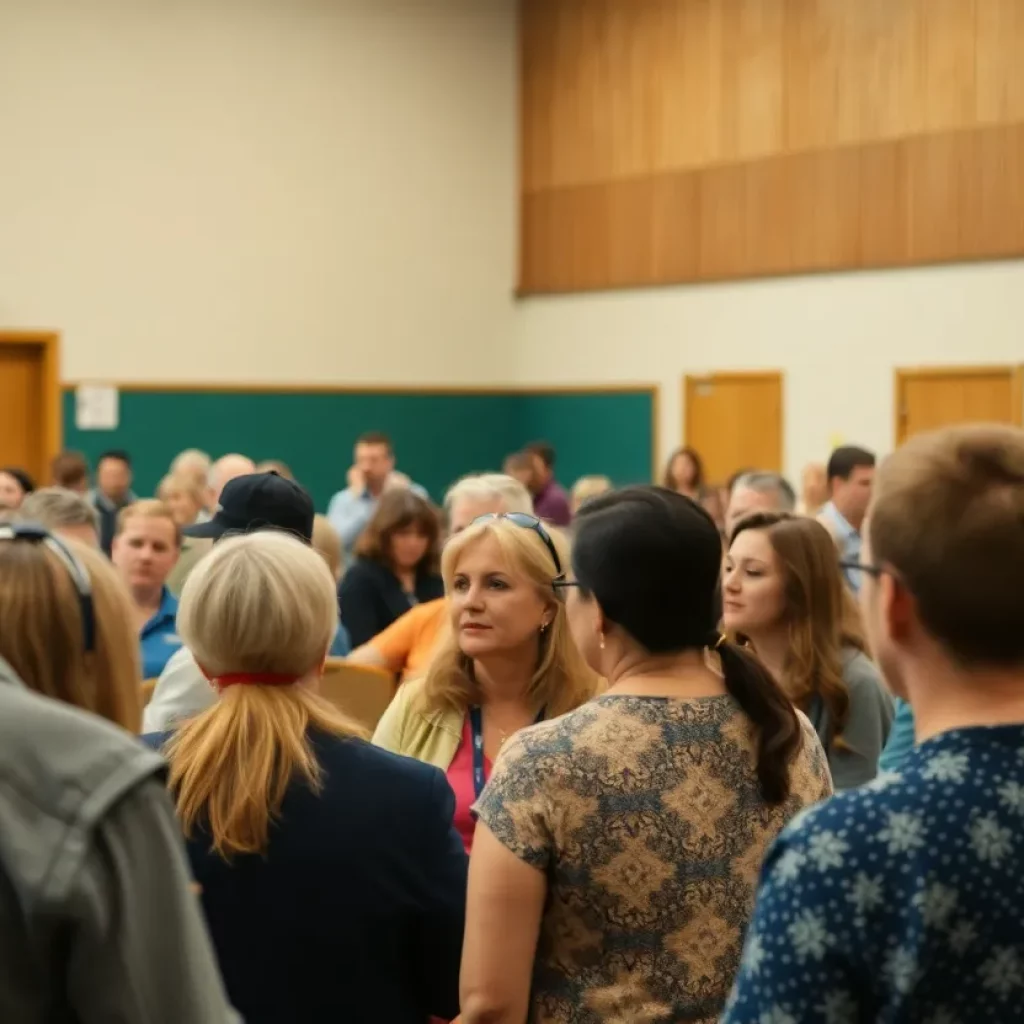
[140, 587, 182, 679]
[879, 696, 916, 772]
[326, 483, 428, 554]
[820, 500, 863, 591]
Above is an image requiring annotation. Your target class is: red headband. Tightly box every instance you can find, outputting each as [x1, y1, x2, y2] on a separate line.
[214, 672, 303, 688]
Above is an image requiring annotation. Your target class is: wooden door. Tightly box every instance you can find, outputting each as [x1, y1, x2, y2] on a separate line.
[895, 366, 1023, 445]
[0, 332, 61, 486]
[684, 372, 783, 484]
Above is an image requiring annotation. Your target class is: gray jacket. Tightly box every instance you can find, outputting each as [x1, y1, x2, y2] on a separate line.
[0, 657, 237, 1023]
[807, 647, 895, 791]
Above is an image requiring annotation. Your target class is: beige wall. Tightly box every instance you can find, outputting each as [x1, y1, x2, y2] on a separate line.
[0, 0, 517, 383]
[512, 260, 1024, 478]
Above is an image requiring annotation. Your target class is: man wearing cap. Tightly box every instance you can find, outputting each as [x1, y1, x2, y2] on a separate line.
[142, 472, 315, 734]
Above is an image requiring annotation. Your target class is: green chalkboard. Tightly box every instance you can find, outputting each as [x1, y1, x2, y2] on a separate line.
[62, 387, 655, 510]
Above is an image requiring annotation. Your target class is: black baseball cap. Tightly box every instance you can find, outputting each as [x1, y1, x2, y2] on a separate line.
[182, 472, 314, 543]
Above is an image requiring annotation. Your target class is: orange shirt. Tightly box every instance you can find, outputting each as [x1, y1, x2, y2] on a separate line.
[371, 597, 448, 680]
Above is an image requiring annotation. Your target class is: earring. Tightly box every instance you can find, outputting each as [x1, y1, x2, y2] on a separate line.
[540, 622, 548, 634]
[599, 632, 606, 650]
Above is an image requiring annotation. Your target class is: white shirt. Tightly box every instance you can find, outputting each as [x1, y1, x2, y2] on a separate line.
[142, 646, 216, 734]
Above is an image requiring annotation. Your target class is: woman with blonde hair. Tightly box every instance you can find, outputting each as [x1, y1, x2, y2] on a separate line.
[723, 511, 893, 788]
[157, 473, 205, 528]
[0, 522, 142, 731]
[373, 513, 598, 851]
[145, 531, 466, 1024]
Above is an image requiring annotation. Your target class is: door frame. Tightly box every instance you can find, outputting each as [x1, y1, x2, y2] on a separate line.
[683, 370, 785, 467]
[893, 365, 1024, 445]
[0, 330, 62, 472]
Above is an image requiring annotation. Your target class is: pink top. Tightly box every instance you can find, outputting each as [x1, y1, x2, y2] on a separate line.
[447, 714, 492, 853]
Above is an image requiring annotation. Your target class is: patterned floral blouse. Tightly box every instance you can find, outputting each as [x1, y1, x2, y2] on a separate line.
[723, 725, 1024, 1023]
[474, 694, 832, 1024]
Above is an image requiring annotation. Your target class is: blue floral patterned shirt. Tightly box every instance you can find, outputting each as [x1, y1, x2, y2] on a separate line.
[724, 724, 1024, 1024]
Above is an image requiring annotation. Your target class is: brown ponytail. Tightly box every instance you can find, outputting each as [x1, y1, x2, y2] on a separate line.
[718, 640, 803, 804]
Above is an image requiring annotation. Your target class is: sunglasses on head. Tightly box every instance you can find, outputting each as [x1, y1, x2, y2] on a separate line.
[0, 522, 96, 651]
[472, 512, 564, 579]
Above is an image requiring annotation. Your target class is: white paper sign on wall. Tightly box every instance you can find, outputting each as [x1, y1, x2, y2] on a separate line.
[75, 384, 120, 430]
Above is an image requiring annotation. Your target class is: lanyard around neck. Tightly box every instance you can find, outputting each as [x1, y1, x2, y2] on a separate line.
[468, 704, 544, 800]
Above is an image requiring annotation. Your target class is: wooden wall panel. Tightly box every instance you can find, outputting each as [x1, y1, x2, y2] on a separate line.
[520, 0, 1024, 293]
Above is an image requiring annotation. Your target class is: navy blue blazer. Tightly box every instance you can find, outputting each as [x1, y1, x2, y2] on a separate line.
[338, 559, 445, 649]
[143, 729, 467, 1024]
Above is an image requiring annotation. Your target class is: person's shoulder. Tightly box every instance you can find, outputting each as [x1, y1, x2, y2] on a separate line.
[140, 729, 174, 749]
[775, 768, 912, 859]
[841, 648, 882, 685]
[314, 731, 445, 797]
[379, 677, 448, 730]
[496, 700, 595, 771]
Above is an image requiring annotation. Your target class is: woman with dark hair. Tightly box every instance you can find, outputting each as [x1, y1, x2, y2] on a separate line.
[460, 487, 832, 1024]
[0, 467, 35, 510]
[723, 511, 893, 790]
[338, 489, 444, 648]
[662, 445, 705, 499]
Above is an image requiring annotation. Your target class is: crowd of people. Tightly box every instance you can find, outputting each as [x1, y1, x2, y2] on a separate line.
[0, 420, 1021, 1023]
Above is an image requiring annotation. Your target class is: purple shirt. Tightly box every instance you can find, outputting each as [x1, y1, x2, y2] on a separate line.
[533, 479, 572, 526]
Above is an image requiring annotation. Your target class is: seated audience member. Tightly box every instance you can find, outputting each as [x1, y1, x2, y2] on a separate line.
[818, 444, 876, 592]
[158, 473, 205, 528]
[338, 490, 444, 649]
[524, 441, 572, 526]
[327, 432, 426, 556]
[0, 656, 238, 1022]
[725, 512, 893, 789]
[0, 521, 143, 731]
[725, 425, 1024, 1023]
[112, 501, 183, 680]
[167, 452, 255, 595]
[0, 467, 35, 510]
[311, 514, 351, 656]
[796, 460, 828, 515]
[461, 488, 831, 1024]
[145, 531, 466, 1024]
[662, 444, 706, 500]
[143, 472, 317, 733]
[170, 448, 212, 490]
[725, 470, 796, 537]
[255, 459, 294, 479]
[502, 450, 535, 490]
[89, 450, 136, 555]
[17, 487, 100, 547]
[50, 450, 90, 494]
[374, 513, 597, 852]
[570, 474, 612, 514]
[348, 473, 533, 679]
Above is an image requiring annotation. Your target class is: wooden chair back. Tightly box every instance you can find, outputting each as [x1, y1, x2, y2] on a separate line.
[318, 659, 396, 734]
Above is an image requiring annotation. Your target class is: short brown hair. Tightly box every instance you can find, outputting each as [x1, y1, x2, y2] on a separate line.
[355, 489, 440, 573]
[116, 499, 182, 548]
[869, 424, 1024, 667]
[50, 451, 89, 490]
[356, 432, 392, 453]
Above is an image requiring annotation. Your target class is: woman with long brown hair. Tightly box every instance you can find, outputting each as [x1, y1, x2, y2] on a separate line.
[338, 488, 444, 647]
[373, 513, 598, 851]
[723, 511, 893, 789]
[146, 530, 466, 1024]
[662, 445, 705, 500]
[0, 520, 142, 731]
